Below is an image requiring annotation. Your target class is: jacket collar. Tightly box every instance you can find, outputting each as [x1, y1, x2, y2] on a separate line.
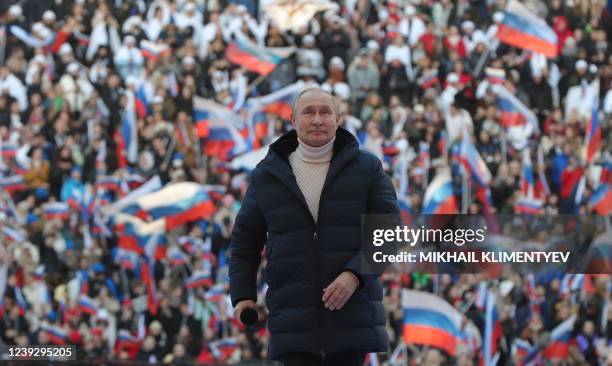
[258, 128, 360, 223]
[266, 127, 359, 162]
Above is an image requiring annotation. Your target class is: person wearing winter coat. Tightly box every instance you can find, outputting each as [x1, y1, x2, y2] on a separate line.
[229, 88, 399, 365]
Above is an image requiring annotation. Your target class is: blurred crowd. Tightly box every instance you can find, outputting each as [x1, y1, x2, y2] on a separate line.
[0, 0, 610, 364]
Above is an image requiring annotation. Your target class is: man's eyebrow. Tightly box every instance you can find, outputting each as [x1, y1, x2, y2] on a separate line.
[302, 104, 333, 110]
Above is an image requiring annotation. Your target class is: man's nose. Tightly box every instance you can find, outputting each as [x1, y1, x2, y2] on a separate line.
[313, 113, 323, 125]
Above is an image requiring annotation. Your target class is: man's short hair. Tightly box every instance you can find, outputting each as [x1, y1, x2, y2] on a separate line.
[291, 87, 340, 121]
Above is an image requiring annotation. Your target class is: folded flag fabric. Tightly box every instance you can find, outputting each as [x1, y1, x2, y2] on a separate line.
[119, 182, 217, 231]
[423, 168, 459, 214]
[193, 97, 248, 160]
[225, 32, 295, 75]
[496, 0, 558, 58]
[402, 289, 463, 357]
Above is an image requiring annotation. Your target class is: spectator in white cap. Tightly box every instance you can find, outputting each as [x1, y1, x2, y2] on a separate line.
[8, 4, 23, 20]
[384, 33, 413, 81]
[144, 6, 166, 42]
[25, 54, 48, 85]
[42, 10, 56, 26]
[461, 20, 486, 54]
[563, 59, 596, 122]
[0, 66, 28, 112]
[399, 4, 425, 47]
[174, 1, 203, 33]
[445, 99, 473, 143]
[297, 34, 325, 81]
[486, 12, 504, 52]
[121, 15, 144, 36]
[59, 43, 73, 57]
[59, 62, 94, 113]
[87, 7, 121, 61]
[439, 72, 461, 114]
[321, 57, 351, 101]
[113, 35, 144, 81]
[180, 56, 197, 80]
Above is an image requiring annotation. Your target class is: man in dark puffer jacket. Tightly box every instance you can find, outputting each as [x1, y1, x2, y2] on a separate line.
[229, 88, 399, 365]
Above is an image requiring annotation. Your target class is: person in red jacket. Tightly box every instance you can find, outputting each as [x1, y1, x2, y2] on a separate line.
[444, 25, 467, 59]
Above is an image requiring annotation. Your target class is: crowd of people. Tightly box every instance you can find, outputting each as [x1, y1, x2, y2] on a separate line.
[0, 0, 610, 364]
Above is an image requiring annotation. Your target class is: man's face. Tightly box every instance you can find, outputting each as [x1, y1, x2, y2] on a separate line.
[292, 90, 338, 147]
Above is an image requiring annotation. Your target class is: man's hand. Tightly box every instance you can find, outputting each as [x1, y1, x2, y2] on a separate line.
[322, 271, 359, 310]
[233, 299, 258, 321]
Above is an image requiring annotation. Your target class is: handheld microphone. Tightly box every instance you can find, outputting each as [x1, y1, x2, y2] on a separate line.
[240, 307, 258, 325]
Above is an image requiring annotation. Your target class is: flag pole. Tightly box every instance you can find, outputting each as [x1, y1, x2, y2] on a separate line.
[246, 73, 268, 95]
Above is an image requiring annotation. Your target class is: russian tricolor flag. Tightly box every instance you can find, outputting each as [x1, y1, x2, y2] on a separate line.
[459, 134, 492, 186]
[418, 69, 439, 89]
[402, 290, 463, 357]
[114, 248, 140, 270]
[42, 202, 71, 220]
[135, 84, 149, 119]
[186, 271, 213, 289]
[193, 97, 247, 160]
[117, 329, 141, 348]
[514, 196, 543, 215]
[204, 284, 226, 301]
[498, 92, 527, 128]
[225, 33, 295, 75]
[120, 94, 138, 165]
[140, 39, 171, 61]
[42, 324, 68, 345]
[584, 103, 601, 165]
[167, 246, 189, 266]
[521, 149, 535, 197]
[496, 0, 558, 58]
[590, 183, 611, 215]
[139, 256, 158, 315]
[0, 175, 27, 193]
[2, 226, 27, 243]
[15, 287, 29, 316]
[246, 111, 270, 148]
[114, 215, 162, 255]
[485, 68, 506, 84]
[120, 182, 217, 231]
[560, 166, 584, 199]
[79, 295, 99, 315]
[494, 88, 538, 130]
[0, 143, 17, 159]
[483, 290, 502, 365]
[178, 235, 202, 254]
[210, 338, 238, 361]
[513, 339, 539, 366]
[543, 316, 575, 360]
[423, 168, 459, 214]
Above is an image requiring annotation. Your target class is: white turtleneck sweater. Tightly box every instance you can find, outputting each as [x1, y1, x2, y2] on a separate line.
[288, 137, 335, 223]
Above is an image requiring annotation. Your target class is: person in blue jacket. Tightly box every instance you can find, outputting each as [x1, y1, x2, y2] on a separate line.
[229, 87, 399, 365]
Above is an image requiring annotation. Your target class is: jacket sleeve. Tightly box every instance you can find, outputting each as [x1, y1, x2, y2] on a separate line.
[344, 156, 400, 288]
[229, 178, 267, 307]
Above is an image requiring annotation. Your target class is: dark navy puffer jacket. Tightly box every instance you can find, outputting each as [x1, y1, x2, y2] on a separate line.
[229, 127, 399, 360]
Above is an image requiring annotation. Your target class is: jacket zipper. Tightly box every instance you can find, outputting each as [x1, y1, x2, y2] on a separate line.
[313, 207, 324, 360]
[262, 150, 358, 360]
